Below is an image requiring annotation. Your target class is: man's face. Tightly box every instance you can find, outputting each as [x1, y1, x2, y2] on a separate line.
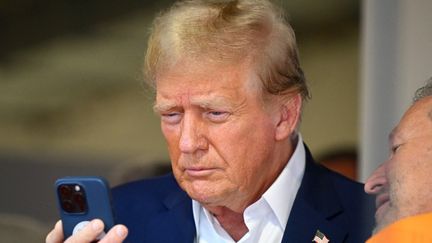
[365, 96, 432, 233]
[154, 60, 293, 212]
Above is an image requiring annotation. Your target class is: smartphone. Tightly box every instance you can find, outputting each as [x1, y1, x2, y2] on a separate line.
[55, 176, 115, 239]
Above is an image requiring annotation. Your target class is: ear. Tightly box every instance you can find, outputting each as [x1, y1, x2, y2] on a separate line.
[275, 93, 302, 141]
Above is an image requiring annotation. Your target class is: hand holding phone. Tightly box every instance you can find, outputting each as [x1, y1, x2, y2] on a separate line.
[55, 176, 115, 239]
[46, 219, 128, 243]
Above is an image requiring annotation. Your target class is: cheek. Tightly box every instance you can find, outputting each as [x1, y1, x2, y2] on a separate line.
[388, 156, 420, 212]
[209, 117, 275, 178]
[211, 115, 273, 152]
[398, 165, 432, 204]
[161, 124, 181, 159]
[161, 123, 178, 144]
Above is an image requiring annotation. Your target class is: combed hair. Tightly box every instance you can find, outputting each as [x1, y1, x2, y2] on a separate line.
[413, 77, 432, 103]
[144, 0, 310, 100]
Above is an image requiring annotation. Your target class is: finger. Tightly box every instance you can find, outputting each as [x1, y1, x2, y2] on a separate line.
[46, 220, 64, 243]
[64, 219, 104, 243]
[99, 225, 128, 243]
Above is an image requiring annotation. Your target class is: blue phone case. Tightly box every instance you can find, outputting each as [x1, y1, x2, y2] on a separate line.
[55, 176, 115, 239]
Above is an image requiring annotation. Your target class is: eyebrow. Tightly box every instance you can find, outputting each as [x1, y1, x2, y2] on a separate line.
[153, 101, 177, 113]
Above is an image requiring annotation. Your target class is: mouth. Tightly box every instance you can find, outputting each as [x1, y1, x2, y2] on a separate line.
[375, 193, 390, 219]
[184, 167, 219, 177]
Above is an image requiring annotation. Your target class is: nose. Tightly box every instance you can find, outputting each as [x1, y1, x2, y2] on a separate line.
[179, 113, 207, 153]
[364, 163, 388, 195]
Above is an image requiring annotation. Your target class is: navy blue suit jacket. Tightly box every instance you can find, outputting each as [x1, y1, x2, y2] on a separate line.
[112, 146, 374, 243]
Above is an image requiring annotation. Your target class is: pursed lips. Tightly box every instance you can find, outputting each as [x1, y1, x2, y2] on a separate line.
[184, 166, 219, 177]
[375, 193, 390, 218]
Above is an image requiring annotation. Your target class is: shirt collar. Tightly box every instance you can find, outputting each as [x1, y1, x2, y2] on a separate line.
[262, 134, 306, 230]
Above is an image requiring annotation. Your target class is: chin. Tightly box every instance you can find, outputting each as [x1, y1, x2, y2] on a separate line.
[189, 190, 223, 207]
[373, 211, 398, 235]
[182, 181, 217, 202]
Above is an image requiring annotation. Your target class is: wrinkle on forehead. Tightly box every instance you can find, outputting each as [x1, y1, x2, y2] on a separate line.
[156, 56, 261, 89]
[394, 98, 432, 143]
[154, 81, 256, 114]
[189, 94, 239, 109]
[154, 60, 263, 113]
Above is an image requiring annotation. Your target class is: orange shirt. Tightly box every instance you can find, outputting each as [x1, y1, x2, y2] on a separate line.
[367, 212, 432, 243]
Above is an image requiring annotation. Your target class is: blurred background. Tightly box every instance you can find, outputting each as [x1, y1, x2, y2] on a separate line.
[0, 0, 431, 241]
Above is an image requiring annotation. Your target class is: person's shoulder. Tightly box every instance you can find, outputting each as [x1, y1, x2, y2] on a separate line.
[304, 144, 364, 191]
[309, 160, 374, 209]
[110, 175, 194, 241]
[318, 163, 376, 233]
[111, 173, 184, 213]
[111, 173, 190, 227]
[311, 162, 375, 240]
[112, 173, 179, 198]
[313, 161, 364, 192]
[368, 213, 432, 243]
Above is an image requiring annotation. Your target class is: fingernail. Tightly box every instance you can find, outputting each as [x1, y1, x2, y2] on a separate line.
[117, 226, 126, 237]
[92, 220, 103, 231]
[55, 220, 62, 228]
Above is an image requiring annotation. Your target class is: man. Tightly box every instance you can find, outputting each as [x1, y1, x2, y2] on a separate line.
[46, 1, 373, 242]
[365, 78, 432, 242]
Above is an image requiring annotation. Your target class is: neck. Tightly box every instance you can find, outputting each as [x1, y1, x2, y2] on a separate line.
[207, 206, 249, 241]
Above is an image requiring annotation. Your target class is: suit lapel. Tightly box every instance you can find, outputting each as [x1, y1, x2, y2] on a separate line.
[282, 146, 348, 243]
[282, 197, 347, 243]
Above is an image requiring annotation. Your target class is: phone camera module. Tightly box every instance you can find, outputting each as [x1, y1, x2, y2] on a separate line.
[58, 184, 88, 214]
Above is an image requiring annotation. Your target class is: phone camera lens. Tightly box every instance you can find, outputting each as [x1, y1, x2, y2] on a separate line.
[62, 200, 74, 213]
[59, 185, 72, 197]
[73, 193, 87, 212]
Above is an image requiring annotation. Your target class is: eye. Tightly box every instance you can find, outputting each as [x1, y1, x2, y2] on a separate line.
[161, 112, 182, 124]
[391, 144, 401, 153]
[205, 111, 230, 122]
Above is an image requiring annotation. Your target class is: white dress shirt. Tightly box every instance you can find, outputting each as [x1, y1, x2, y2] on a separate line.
[192, 135, 306, 243]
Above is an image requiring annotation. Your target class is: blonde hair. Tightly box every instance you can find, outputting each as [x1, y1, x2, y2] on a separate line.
[144, 0, 309, 100]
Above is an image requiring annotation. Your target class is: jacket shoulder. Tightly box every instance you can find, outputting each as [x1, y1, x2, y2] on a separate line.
[299, 148, 376, 242]
[112, 173, 179, 202]
[318, 164, 376, 242]
[321, 165, 373, 210]
[111, 174, 195, 242]
[111, 174, 185, 223]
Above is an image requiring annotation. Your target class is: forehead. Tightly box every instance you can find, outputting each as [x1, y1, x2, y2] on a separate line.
[394, 97, 432, 138]
[154, 59, 261, 104]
